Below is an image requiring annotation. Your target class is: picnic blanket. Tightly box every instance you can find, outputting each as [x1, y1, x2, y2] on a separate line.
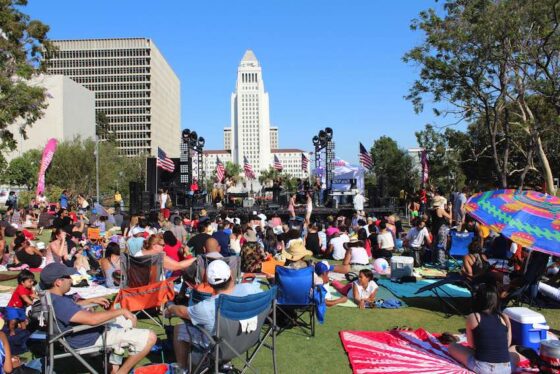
[325, 284, 407, 308]
[0, 284, 118, 307]
[378, 279, 470, 298]
[340, 328, 472, 373]
[415, 267, 447, 279]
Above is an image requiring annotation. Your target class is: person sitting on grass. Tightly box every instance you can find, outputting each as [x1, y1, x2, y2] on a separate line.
[461, 240, 491, 281]
[448, 282, 519, 373]
[42, 263, 156, 374]
[332, 237, 370, 275]
[314, 262, 348, 307]
[165, 260, 261, 372]
[6, 270, 36, 336]
[346, 269, 378, 309]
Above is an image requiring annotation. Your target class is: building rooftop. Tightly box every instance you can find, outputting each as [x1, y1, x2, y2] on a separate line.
[271, 149, 306, 153]
[241, 49, 258, 62]
[203, 150, 231, 155]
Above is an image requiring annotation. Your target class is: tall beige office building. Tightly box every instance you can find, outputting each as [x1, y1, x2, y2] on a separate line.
[47, 38, 180, 157]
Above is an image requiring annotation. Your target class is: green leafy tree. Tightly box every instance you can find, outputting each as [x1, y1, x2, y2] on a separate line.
[224, 161, 242, 183]
[415, 125, 466, 193]
[1, 148, 41, 189]
[371, 136, 418, 198]
[0, 0, 54, 161]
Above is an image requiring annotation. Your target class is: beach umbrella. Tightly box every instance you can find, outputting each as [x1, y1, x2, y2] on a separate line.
[465, 189, 560, 255]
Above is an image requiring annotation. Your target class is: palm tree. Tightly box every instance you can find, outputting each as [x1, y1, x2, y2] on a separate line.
[225, 161, 242, 183]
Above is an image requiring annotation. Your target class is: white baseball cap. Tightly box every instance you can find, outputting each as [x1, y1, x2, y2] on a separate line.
[207, 260, 231, 286]
[131, 227, 145, 236]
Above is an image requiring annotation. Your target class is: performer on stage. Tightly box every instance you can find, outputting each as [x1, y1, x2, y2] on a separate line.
[288, 193, 297, 219]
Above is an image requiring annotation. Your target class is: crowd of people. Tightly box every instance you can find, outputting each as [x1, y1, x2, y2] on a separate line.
[0, 185, 556, 373]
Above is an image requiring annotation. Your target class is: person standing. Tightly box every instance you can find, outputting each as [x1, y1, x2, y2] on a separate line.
[158, 189, 170, 220]
[453, 187, 468, 227]
[353, 190, 366, 214]
[59, 190, 68, 210]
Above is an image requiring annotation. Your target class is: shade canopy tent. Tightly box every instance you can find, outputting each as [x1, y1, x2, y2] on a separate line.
[313, 158, 366, 193]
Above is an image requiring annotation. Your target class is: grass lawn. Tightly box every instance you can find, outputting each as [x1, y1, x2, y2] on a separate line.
[3, 231, 560, 373]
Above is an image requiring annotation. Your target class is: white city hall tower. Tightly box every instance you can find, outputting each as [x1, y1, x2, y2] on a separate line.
[230, 50, 271, 174]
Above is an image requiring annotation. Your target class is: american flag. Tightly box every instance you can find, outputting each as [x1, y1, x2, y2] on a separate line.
[243, 156, 255, 179]
[301, 153, 308, 172]
[216, 156, 225, 182]
[359, 142, 373, 170]
[273, 155, 283, 171]
[157, 147, 175, 172]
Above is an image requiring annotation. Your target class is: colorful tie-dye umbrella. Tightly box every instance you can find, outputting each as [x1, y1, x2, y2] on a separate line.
[466, 189, 560, 255]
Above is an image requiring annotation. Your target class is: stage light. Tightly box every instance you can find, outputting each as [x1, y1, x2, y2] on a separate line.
[319, 130, 326, 142]
[198, 137, 205, 148]
[182, 129, 191, 142]
[312, 136, 319, 146]
[325, 127, 333, 140]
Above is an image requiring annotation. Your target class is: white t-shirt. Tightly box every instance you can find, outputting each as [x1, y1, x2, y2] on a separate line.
[406, 226, 430, 248]
[353, 194, 365, 211]
[330, 234, 350, 260]
[160, 193, 168, 209]
[349, 247, 369, 265]
[377, 231, 395, 250]
[348, 280, 378, 300]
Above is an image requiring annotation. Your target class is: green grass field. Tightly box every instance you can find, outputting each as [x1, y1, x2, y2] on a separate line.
[3, 231, 559, 373]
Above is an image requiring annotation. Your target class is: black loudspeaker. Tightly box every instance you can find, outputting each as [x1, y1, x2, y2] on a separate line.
[129, 181, 142, 215]
[141, 191, 153, 213]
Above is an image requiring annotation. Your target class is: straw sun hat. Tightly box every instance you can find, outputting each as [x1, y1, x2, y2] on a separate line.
[281, 239, 313, 261]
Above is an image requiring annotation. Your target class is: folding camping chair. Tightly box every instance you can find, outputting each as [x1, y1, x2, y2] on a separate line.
[447, 231, 474, 270]
[415, 272, 473, 317]
[115, 252, 174, 328]
[188, 287, 278, 374]
[275, 266, 315, 337]
[43, 291, 112, 374]
[505, 250, 550, 307]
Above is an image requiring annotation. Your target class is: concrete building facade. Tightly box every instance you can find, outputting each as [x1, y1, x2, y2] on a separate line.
[46, 38, 180, 157]
[7, 75, 95, 160]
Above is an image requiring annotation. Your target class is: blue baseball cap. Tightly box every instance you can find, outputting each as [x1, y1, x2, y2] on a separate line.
[40, 263, 77, 287]
[315, 261, 334, 276]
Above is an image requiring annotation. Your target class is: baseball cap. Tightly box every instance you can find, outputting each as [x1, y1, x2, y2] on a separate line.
[40, 263, 76, 287]
[315, 260, 334, 276]
[206, 260, 231, 286]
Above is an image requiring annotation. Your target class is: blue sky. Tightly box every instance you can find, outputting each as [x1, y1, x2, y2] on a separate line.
[25, 0, 445, 163]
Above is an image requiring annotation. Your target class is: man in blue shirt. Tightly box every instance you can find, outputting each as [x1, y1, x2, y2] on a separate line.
[42, 263, 156, 374]
[59, 190, 68, 210]
[166, 260, 261, 371]
[126, 227, 145, 256]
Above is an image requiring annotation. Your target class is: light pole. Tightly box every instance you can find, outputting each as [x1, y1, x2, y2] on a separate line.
[312, 127, 334, 204]
[95, 136, 100, 203]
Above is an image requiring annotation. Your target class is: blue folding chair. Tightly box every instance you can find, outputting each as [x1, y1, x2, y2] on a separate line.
[448, 231, 474, 270]
[275, 266, 315, 337]
[188, 287, 277, 374]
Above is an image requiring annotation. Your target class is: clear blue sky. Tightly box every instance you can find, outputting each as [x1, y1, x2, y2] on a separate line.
[25, 0, 445, 163]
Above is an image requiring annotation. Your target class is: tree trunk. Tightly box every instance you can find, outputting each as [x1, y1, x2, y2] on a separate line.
[534, 132, 556, 195]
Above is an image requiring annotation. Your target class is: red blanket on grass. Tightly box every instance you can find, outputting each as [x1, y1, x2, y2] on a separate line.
[340, 328, 473, 374]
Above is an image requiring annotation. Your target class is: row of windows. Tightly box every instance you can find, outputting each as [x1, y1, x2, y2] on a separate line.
[51, 49, 150, 59]
[110, 124, 150, 132]
[97, 99, 150, 107]
[241, 73, 258, 83]
[48, 58, 150, 68]
[241, 96, 258, 102]
[85, 83, 150, 91]
[113, 133, 150, 140]
[118, 140, 151, 148]
[96, 91, 150, 99]
[72, 75, 150, 83]
[49, 67, 150, 76]
[101, 107, 150, 115]
[105, 115, 150, 124]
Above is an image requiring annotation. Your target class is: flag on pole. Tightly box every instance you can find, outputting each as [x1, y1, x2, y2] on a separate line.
[36, 138, 58, 195]
[157, 147, 175, 172]
[359, 142, 374, 170]
[273, 155, 283, 171]
[216, 156, 225, 182]
[421, 149, 429, 184]
[244, 156, 255, 179]
[301, 153, 309, 172]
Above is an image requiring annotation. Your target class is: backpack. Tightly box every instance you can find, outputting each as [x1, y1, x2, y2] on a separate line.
[165, 197, 172, 209]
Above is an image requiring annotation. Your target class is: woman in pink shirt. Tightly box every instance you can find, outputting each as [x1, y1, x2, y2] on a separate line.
[163, 231, 183, 262]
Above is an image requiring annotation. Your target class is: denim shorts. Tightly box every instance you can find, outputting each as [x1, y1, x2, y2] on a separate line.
[467, 356, 511, 374]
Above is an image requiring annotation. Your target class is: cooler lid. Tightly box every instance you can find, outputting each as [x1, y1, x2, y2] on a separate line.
[504, 307, 547, 324]
[390, 256, 414, 264]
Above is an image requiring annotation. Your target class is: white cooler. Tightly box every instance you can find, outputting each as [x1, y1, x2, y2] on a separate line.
[390, 256, 414, 280]
[504, 307, 549, 352]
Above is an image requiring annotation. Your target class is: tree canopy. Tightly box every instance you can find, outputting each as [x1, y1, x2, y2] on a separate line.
[0, 0, 53, 166]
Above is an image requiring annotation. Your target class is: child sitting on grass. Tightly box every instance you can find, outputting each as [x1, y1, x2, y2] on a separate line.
[332, 268, 379, 309]
[6, 270, 36, 336]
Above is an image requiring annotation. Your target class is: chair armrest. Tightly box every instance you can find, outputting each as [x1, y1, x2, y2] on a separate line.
[183, 319, 216, 348]
[49, 319, 115, 343]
